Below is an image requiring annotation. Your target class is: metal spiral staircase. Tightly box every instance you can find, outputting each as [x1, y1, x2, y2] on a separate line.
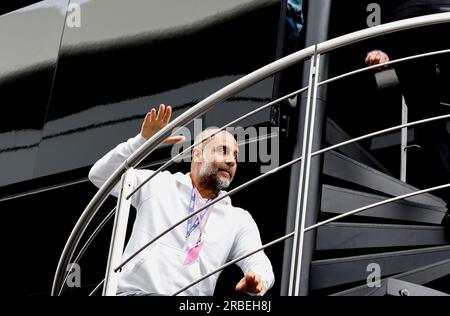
[52, 12, 450, 296]
[312, 120, 449, 296]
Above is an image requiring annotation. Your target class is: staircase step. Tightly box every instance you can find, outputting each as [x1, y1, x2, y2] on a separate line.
[321, 184, 447, 224]
[310, 245, 450, 291]
[325, 118, 392, 175]
[385, 278, 449, 296]
[331, 258, 450, 296]
[323, 150, 447, 208]
[316, 221, 449, 250]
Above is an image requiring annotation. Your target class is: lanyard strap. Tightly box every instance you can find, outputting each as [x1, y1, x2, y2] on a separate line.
[186, 186, 212, 239]
[196, 204, 212, 245]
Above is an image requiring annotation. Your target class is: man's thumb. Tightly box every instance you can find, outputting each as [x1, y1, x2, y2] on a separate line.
[162, 135, 186, 145]
[235, 277, 246, 292]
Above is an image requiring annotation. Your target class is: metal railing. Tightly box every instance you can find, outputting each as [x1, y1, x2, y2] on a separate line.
[52, 12, 450, 296]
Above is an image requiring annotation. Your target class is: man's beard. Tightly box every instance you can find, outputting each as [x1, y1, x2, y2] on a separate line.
[199, 162, 233, 191]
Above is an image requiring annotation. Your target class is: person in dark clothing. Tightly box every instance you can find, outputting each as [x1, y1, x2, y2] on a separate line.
[365, 0, 450, 230]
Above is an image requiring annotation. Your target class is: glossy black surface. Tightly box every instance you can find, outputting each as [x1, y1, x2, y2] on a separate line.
[2, 0, 449, 297]
[0, 0, 67, 188]
[0, 0, 44, 16]
[0, 0, 285, 296]
[1, 0, 281, 192]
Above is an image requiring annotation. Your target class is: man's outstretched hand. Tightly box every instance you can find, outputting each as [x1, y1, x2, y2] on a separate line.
[235, 272, 267, 296]
[365, 50, 390, 67]
[141, 104, 185, 144]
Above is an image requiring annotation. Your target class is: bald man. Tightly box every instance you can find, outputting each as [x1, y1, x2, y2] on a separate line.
[89, 104, 274, 296]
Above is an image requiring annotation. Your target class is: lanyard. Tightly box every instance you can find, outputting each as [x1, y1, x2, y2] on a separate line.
[186, 186, 212, 241]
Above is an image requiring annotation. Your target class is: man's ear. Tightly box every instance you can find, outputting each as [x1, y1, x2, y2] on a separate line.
[192, 148, 202, 163]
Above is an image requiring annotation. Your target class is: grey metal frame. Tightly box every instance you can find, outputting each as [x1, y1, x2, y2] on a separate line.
[52, 12, 450, 296]
[80, 115, 450, 296]
[112, 114, 450, 275]
[401, 96, 409, 182]
[288, 53, 321, 296]
[102, 169, 134, 296]
[332, 258, 450, 296]
[386, 278, 449, 296]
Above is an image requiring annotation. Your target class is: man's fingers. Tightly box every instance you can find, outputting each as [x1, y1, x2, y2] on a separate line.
[156, 104, 166, 121]
[235, 277, 246, 292]
[235, 274, 267, 295]
[258, 287, 267, 296]
[245, 273, 258, 291]
[379, 54, 390, 65]
[162, 105, 172, 124]
[370, 53, 379, 65]
[365, 52, 375, 65]
[146, 108, 156, 123]
[366, 51, 390, 67]
[254, 276, 266, 296]
[366, 52, 379, 65]
[142, 104, 176, 140]
[144, 111, 151, 124]
[161, 135, 185, 145]
[150, 108, 157, 121]
[253, 276, 262, 291]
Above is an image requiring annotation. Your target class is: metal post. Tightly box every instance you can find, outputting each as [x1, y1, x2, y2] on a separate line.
[102, 169, 134, 296]
[281, 0, 331, 296]
[401, 96, 408, 182]
[288, 53, 321, 296]
[52, 13, 450, 296]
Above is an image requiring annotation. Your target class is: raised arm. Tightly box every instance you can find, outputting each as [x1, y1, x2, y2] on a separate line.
[88, 104, 184, 198]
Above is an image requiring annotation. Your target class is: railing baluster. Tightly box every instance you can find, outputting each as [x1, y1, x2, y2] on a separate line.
[103, 169, 134, 296]
[52, 13, 450, 296]
[289, 51, 322, 296]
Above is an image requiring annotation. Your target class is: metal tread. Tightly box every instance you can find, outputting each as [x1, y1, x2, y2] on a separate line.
[321, 184, 447, 224]
[323, 150, 447, 208]
[310, 245, 450, 291]
[316, 221, 449, 250]
[331, 258, 450, 296]
[325, 118, 392, 175]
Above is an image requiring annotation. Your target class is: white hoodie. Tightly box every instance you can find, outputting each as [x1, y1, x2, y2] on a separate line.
[88, 133, 275, 296]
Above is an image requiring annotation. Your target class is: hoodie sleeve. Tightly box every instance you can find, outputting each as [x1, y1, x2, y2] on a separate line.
[230, 211, 275, 293]
[88, 133, 153, 207]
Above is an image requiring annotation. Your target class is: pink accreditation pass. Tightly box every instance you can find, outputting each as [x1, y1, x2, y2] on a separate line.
[183, 241, 204, 266]
[183, 187, 213, 266]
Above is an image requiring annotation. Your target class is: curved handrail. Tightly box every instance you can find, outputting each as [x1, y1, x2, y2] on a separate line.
[318, 48, 450, 87]
[115, 113, 450, 272]
[305, 183, 450, 233]
[58, 207, 116, 296]
[56, 86, 309, 295]
[172, 232, 296, 296]
[64, 48, 450, 287]
[125, 85, 309, 200]
[86, 113, 450, 293]
[62, 57, 450, 291]
[86, 181, 449, 295]
[52, 12, 450, 295]
[171, 182, 450, 296]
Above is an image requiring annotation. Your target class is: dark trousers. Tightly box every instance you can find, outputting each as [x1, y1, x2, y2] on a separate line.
[386, 3, 450, 204]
